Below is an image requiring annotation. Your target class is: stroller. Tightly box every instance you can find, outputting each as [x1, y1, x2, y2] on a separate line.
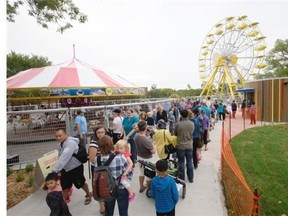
[137, 159, 186, 199]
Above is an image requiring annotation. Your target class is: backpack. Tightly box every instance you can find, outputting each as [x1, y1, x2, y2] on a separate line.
[92, 154, 119, 202]
[197, 116, 204, 135]
[72, 145, 88, 163]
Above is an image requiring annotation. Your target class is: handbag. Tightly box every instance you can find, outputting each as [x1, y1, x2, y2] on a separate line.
[164, 143, 176, 154]
[163, 130, 176, 154]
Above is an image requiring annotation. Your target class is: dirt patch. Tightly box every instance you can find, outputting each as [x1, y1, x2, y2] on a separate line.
[7, 169, 34, 209]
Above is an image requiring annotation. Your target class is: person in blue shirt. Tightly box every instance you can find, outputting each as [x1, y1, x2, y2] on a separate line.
[150, 159, 179, 216]
[75, 108, 88, 148]
[121, 109, 139, 164]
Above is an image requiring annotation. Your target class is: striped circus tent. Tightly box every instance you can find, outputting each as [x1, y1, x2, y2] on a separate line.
[7, 58, 138, 88]
[7, 58, 144, 101]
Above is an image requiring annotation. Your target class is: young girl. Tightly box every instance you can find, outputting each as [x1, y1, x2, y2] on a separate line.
[150, 159, 179, 216]
[44, 172, 72, 216]
[115, 139, 136, 202]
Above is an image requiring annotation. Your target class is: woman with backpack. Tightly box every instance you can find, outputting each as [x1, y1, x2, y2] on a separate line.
[89, 125, 107, 215]
[188, 110, 202, 169]
[95, 135, 131, 216]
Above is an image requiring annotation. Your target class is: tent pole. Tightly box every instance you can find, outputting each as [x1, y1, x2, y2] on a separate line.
[73, 44, 75, 58]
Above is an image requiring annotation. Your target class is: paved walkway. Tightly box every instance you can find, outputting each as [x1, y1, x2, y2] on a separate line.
[7, 119, 228, 216]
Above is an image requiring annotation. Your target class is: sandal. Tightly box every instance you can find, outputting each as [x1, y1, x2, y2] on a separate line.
[128, 192, 136, 202]
[99, 210, 105, 215]
[84, 193, 92, 205]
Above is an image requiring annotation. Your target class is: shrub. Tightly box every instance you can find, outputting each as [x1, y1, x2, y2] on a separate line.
[28, 175, 34, 187]
[25, 164, 34, 173]
[7, 167, 13, 177]
[15, 172, 25, 182]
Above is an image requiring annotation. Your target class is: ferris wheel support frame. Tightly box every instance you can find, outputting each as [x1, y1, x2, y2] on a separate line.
[200, 65, 219, 97]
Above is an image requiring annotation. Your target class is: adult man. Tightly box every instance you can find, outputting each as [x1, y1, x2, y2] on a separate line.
[174, 109, 194, 183]
[75, 108, 88, 148]
[52, 128, 92, 205]
[134, 120, 156, 195]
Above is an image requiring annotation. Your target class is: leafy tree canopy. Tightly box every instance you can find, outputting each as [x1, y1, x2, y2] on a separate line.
[257, 39, 288, 79]
[7, 0, 88, 33]
[7, 51, 51, 78]
[145, 85, 202, 98]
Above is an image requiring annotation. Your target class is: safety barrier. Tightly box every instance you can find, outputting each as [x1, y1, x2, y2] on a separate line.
[221, 111, 261, 216]
[7, 99, 172, 167]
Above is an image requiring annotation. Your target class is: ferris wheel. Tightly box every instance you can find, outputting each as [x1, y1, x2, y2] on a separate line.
[199, 15, 267, 97]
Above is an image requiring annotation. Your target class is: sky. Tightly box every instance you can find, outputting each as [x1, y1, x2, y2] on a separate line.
[6, 0, 288, 91]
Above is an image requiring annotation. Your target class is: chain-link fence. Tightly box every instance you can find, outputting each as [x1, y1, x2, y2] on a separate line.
[7, 98, 172, 167]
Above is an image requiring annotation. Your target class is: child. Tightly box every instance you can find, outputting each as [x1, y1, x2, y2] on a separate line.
[44, 172, 72, 216]
[115, 139, 136, 202]
[150, 159, 179, 216]
[168, 111, 175, 135]
[146, 111, 155, 127]
[250, 102, 256, 124]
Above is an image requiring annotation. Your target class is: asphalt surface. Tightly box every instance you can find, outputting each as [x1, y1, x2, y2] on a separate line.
[7, 120, 227, 216]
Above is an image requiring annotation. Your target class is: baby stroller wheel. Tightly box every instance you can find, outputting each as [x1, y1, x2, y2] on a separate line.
[146, 188, 151, 198]
[182, 184, 186, 199]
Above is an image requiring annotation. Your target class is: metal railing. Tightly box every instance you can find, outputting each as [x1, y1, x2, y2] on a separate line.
[7, 99, 173, 167]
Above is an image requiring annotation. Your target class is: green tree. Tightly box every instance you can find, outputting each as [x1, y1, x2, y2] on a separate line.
[7, 51, 51, 78]
[7, 0, 87, 33]
[264, 39, 288, 77]
[146, 88, 174, 98]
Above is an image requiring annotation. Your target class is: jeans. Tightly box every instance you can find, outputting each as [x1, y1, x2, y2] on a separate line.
[128, 138, 137, 164]
[192, 138, 199, 168]
[156, 207, 175, 216]
[176, 149, 193, 182]
[105, 188, 129, 216]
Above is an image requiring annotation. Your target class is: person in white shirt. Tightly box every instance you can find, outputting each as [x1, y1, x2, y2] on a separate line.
[110, 108, 124, 144]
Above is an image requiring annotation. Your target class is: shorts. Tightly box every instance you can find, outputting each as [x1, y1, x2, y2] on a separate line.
[60, 164, 86, 190]
[137, 156, 156, 179]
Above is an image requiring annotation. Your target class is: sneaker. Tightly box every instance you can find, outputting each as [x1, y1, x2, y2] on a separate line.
[128, 192, 136, 202]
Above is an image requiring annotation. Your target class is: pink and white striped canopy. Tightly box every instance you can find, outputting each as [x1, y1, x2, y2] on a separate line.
[7, 58, 138, 89]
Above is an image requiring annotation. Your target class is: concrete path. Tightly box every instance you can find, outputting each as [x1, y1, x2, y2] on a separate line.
[7, 121, 227, 216]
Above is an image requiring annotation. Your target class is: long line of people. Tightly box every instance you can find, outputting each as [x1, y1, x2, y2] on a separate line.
[48, 98, 227, 216]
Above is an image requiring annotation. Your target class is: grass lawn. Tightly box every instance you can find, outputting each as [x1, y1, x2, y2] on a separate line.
[230, 123, 288, 216]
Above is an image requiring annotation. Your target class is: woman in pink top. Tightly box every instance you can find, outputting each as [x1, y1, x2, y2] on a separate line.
[250, 102, 256, 124]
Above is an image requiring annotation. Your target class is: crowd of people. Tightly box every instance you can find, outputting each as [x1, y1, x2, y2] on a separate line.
[46, 97, 256, 216]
